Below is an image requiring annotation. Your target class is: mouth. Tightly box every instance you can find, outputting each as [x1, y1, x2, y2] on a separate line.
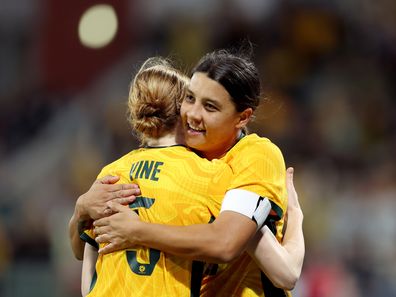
[186, 123, 205, 135]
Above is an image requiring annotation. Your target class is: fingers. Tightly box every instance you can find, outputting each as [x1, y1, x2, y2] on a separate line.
[95, 236, 121, 254]
[106, 201, 128, 213]
[286, 167, 302, 211]
[113, 197, 136, 206]
[95, 175, 120, 185]
[94, 177, 141, 197]
[110, 188, 140, 199]
[95, 234, 111, 244]
[98, 243, 118, 255]
[103, 184, 141, 203]
[106, 183, 140, 193]
[286, 167, 296, 195]
[286, 167, 294, 188]
[93, 225, 110, 236]
[104, 184, 141, 204]
[93, 217, 108, 228]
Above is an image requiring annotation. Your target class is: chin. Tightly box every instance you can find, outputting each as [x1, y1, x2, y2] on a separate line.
[186, 139, 204, 151]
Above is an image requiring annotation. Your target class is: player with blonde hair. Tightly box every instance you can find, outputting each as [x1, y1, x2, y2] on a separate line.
[81, 57, 233, 296]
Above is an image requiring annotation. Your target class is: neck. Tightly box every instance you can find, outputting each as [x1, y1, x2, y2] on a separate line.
[146, 133, 179, 147]
[145, 121, 185, 147]
[200, 129, 243, 160]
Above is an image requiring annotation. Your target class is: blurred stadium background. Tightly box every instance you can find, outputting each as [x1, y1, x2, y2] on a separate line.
[0, 0, 395, 296]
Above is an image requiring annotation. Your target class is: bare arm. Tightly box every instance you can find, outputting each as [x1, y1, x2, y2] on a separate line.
[69, 206, 92, 261]
[92, 168, 304, 289]
[81, 244, 98, 297]
[94, 205, 257, 263]
[68, 175, 140, 260]
[247, 167, 304, 290]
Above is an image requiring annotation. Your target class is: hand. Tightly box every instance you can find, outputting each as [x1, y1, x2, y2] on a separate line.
[76, 175, 141, 221]
[93, 202, 141, 254]
[283, 167, 304, 233]
[286, 168, 302, 211]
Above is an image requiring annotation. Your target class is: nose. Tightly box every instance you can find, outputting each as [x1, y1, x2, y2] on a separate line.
[185, 102, 202, 123]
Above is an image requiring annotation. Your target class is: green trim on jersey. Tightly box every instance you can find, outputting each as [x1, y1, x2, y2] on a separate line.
[129, 196, 156, 209]
[126, 248, 161, 276]
[90, 270, 98, 293]
[270, 200, 284, 220]
[80, 232, 99, 250]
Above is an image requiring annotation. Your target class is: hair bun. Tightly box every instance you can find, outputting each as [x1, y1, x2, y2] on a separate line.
[138, 104, 162, 119]
[127, 57, 189, 142]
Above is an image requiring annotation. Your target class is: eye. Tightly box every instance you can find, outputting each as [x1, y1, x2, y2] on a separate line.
[184, 94, 194, 103]
[205, 103, 218, 112]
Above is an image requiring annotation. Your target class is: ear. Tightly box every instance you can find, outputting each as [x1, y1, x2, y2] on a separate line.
[236, 108, 253, 129]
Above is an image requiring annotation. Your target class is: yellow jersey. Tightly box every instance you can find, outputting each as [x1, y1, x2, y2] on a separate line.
[201, 133, 290, 297]
[82, 145, 232, 297]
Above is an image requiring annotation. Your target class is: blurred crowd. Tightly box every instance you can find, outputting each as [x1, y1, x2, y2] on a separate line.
[0, 0, 395, 296]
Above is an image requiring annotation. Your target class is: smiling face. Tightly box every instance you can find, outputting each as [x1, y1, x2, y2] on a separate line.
[180, 72, 252, 160]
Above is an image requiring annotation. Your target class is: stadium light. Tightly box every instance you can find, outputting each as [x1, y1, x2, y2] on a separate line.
[78, 4, 118, 49]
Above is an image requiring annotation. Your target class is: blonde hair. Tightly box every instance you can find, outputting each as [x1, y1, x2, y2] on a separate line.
[127, 57, 189, 144]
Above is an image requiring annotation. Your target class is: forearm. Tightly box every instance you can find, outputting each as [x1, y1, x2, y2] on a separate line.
[69, 201, 92, 260]
[132, 212, 256, 263]
[282, 207, 305, 278]
[247, 208, 304, 290]
[81, 244, 98, 297]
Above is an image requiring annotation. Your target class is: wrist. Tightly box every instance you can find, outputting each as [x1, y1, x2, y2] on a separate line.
[75, 195, 90, 221]
[287, 207, 303, 220]
[130, 221, 149, 246]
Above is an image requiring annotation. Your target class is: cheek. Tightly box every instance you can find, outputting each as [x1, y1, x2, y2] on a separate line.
[180, 103, 187, 120]
[204, 116, 224, 133]
[214, 113, 236, 127]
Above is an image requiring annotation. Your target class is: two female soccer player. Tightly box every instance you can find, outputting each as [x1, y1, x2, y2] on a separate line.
[70, 49, 304, 297]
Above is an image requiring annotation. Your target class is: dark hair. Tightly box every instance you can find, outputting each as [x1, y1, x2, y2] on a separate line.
[192, 48, 261, 112]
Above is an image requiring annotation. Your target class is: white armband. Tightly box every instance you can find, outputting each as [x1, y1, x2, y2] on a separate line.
[220, 189, 271, 229]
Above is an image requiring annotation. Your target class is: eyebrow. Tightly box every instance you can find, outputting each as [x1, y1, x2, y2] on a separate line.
[187, 88, 222, 108]
[203, 98, 221, 108]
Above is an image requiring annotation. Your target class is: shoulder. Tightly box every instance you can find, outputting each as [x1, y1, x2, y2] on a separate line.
[98, 148, 144, 177]
[106, 149, 143, 167]
[241, 134, 282, 153]
[224, 133, 284, 165]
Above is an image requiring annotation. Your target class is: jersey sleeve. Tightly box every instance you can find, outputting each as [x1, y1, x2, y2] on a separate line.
[96, 161, 131, 184]
[80, 228, 99, 250]
[222, 139, 287, 221]
[206, 161, 233, 218]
